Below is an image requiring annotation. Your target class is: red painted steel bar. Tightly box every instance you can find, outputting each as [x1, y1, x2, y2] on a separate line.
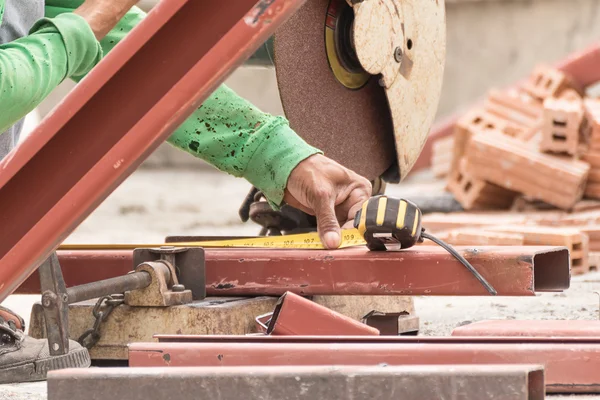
[153, 335, 600, 343]
[0, 0, 306, 303]
[128, 337, 600, 393]
[266, 292, 380, 336]
[16, 246, 570, 296]
[452, 320, 600, 337]
[411, 42, 600, 173]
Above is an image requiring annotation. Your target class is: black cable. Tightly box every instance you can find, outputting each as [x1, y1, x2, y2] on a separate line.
[421, 232, 498, 296]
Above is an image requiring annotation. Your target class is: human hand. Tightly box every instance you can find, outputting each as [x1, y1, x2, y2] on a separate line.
[74, 0, 139, 40]
[283, 154, 372, 249]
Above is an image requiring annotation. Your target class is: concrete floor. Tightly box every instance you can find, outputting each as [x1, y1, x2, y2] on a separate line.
[1, 169, 599, 399]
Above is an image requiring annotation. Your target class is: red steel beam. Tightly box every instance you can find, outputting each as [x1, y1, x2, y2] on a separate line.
[0, 0, 306, 303]
[128, 337, 600, 393]
[452, 320, 600, 337]
[16, 246, 570, 296]
[265, 291, 380, 336]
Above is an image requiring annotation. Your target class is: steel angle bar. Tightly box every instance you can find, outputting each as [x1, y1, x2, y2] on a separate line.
[265, 292, 380, 336]
[452, 320, 600, 337]
[0, 0, 306, 303]
[17, 246, 570, 296]
[47, 365, 545, 400]
[153, 335, 600, 344]
[128, 339, 600, 393]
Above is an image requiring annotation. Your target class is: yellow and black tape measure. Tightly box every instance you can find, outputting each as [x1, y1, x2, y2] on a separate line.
[58, 229, 366, 251]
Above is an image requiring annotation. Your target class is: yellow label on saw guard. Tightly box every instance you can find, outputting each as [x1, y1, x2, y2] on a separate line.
[59, 229, 367, 251]
[324, 0, 370, 90]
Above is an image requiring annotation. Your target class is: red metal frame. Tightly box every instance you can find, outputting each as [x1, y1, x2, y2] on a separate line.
[411, 42, 600, 174]
[129, 336, 600, 393]
[16, 246, 570, 296]
[265, 291, 380, 335]
[0, 0, 306, 303]
[452, 320, 600, 337]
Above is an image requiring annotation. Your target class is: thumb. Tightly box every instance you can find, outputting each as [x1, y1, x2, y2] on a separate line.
[314, 196, 342, 249]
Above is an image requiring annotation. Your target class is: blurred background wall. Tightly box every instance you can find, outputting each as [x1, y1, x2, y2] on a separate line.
[24, 0, 600, 169]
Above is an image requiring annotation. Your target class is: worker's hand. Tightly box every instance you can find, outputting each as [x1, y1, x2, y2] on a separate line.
[74, 0, 139, 40]
[284, 154, 372, 249]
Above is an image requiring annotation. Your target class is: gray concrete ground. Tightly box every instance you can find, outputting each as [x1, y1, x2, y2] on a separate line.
[1, 169, 599, 398]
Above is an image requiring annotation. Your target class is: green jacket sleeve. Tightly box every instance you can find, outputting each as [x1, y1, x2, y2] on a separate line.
[0, 10, 101, 133]
[46, 2, 322, 207]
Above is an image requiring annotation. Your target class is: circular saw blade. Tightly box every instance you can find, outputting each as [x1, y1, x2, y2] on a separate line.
[352, 0, 446, 181]
[273, 0, 397, 181]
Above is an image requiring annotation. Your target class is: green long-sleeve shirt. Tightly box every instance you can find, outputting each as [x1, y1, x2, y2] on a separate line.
[0, 0, 320, 207]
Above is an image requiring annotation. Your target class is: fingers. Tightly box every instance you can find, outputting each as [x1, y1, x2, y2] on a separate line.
[313, 194, 342, 249]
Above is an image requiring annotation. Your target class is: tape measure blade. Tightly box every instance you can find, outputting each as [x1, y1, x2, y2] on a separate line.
[59, 229, 365, 250]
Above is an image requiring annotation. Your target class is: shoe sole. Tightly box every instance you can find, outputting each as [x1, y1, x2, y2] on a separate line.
[0, 347, 91, 384]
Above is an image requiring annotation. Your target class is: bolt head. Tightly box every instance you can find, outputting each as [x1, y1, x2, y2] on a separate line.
[172, 284, 185, 293]
[394, 47, 403, 63]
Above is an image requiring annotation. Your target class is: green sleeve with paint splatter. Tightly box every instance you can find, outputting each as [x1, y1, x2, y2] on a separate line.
[0, 1, 101, 133]
[45, 2, 322, 207]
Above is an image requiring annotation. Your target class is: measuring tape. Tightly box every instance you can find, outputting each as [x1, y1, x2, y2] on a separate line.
[58, 228, 367, 251]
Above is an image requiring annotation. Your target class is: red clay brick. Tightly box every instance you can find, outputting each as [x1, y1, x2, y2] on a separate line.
[540, 97, 584, 155]
[465, 133, 590, 209]
[431, 136, 454, 178]
[483, 225, 589, 274]
[447, 160, 517, 210]
[436, 229, 525, 246]
[522, 65, 583, 101]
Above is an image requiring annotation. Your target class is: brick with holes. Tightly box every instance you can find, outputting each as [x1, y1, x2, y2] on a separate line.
[540, 97, 584, 155]
[483, 225, 589, 275]
[584, 98, 600, 150]
[484, 89, 543, 141]
[522, 65, 583, 101]
[447, 159, 517, 210]
[465, 132, 590, 209]
[451, 108, 528, 174]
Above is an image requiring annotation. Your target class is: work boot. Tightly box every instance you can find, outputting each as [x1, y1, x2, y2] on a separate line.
[0, 307, 90, 384]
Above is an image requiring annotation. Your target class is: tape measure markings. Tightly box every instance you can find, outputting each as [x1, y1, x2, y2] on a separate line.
[59, 228, 366, 251]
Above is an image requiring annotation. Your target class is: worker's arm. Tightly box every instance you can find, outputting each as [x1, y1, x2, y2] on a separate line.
[0, 12, 101, 133]
[45, 2, 322, 208]
[0, 0, 138, 134]
[46, 2, 371, 249]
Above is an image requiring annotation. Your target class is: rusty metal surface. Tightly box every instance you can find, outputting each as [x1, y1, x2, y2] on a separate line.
[152, 335, 600, 343]
[47, 365, 545, 400]
[29, 297, 278, 360]
[273, 0, 395, 181]
[17, 246, 570, 296]
[452, 320, 600, 337]
[362, 311, 419, 335]
[133, 247, 205, 300]
[0, 0, 307, 304]
[311, 295, 415, 323]
[129, 337, 600, 393]
[124, 261, 192, 307]
[67, 272, 151, 305]
[38, 253, 70, 356]
[267, 292, 379, 335]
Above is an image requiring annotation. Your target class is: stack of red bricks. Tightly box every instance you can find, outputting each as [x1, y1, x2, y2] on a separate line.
[442, 64, 598, 212]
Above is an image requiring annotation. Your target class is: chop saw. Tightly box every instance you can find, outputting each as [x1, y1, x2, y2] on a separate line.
[240, 0, 447, 234]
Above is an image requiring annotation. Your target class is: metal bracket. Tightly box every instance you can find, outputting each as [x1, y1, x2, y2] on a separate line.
[133, 247, 206, 300]
[38, 253, 69, 356]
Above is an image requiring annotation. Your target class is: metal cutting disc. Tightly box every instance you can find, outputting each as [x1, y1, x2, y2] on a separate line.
[273, 0, 396, 181]
[273, 0, 446, 182]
